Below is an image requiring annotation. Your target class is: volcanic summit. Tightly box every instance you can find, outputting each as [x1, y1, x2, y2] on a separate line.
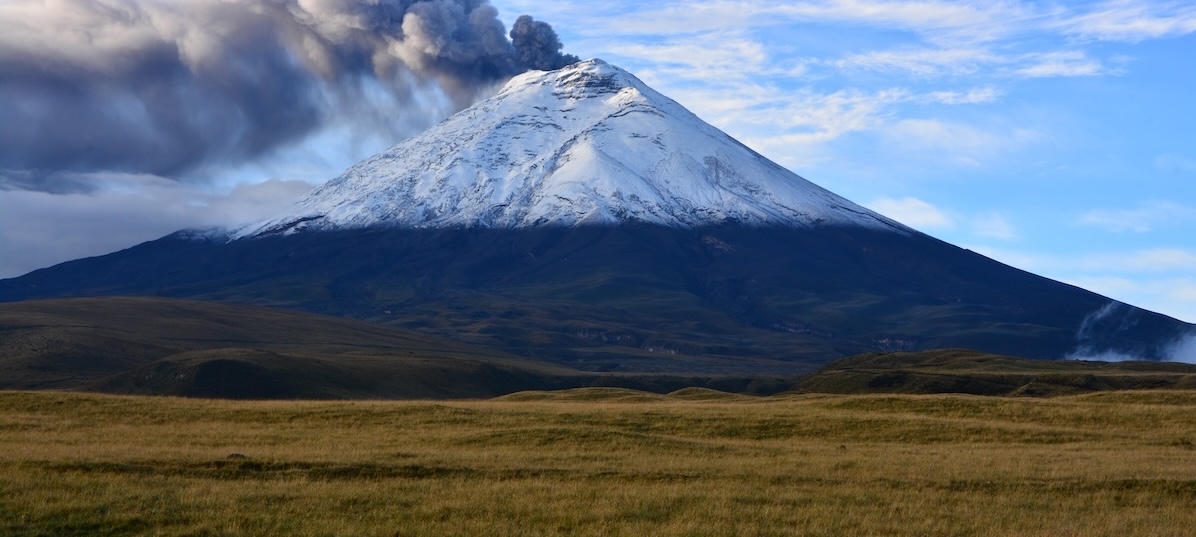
[240, 59, 901, 236]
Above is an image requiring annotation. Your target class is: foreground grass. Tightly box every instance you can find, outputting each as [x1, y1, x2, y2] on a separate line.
[3, 389, 1196, 536]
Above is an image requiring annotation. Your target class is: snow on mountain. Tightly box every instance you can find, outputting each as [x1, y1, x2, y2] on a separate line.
[237, 59, 906, 238]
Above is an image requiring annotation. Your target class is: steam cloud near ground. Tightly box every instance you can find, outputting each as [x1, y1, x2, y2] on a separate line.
[1166, 333, 1196, 364]
[1067, 301, 1196, 363]
[0, 0, 577, 190]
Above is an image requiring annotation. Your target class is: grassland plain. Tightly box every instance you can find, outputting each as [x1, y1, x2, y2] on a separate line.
[3, 389, 1196, 536]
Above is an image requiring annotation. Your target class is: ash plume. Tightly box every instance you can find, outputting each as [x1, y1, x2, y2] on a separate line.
[0, 0, 578, 190]
[510, 15, 580, 71]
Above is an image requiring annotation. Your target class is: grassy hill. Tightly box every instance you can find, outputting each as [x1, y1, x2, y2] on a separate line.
[793, 348, 1196, 396]
[0, 297, 794, 398]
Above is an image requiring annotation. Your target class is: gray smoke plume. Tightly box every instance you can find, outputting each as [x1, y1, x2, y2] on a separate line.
[0, 0, 577, 189]
[510, 15, 580, 71]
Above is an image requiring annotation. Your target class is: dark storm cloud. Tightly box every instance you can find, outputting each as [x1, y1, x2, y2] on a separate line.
[0, 170, 99, 194]
[0, 0, 577, 190]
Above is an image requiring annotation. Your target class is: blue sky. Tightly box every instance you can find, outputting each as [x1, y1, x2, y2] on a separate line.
[1, 0, 1193, 323]
[487, 0, 1196, 322]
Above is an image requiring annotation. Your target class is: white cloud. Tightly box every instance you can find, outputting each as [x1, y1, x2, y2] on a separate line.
[540, 0, 1034, 42]
[1078, 201, 1196, 233]
[925, 87, 1002, 104]
[640, 82, 1024, 173]
[553, 0, 1196, 44]
[1062, 0, 1196, 42]
[1014, 50, 1105, 77]
[522, 0, 1183, 182]
[735, 87, 910, 135]
[751, 0, 1038, 44]
[832, 45, 1117, 80]
[866, 197, 953, 229]
[833, 47, 998, 77]
[1164, 333, 1196, 364]
[971, 212, 1017, 241]
[647, 82, 914, 167]
[866, 202, 1018, 240]
[1078, 249, 1196, 273]
[1066, 348, 1142, 362]
[976, 246, 1196, 275]
[969, 246, 1196, 323]
[0, 179, 313, 278]
[553, 0, 1169, 90]
[610, 35, 771, 81]
[1064, 275, 1196, 324]
[883, 118, 1040, 166]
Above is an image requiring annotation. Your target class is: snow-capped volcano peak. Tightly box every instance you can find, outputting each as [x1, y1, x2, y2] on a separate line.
[237, 59, 904, 238]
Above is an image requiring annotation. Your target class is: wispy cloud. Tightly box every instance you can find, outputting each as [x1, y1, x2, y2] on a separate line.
[610, 35, 772, 81]
[1080, 248, 1196, 273]
[556, 0, 1196, 42]
[971, 246, 1196, 323]
[882, 119, 1041, 166]
[866, 197, 953, 229]
[972, 212, 1018, 241]
[588, 0, 1042, 43]
[1061, 0, 1196, 42]
[925, 87, 1003, 104]
[1165, 332, 1196, 364]
[833, 47, 998, 77]
[545, 0, 1189, 90]
[1064, 275, 1196, 323]
[832, 46, 1114, 80]
[0, 179, 313, 278]
[653, 83, 916, 165]
[1078, 201, 1196, 233]
[817, 0, 1050, 43]
[484, 1, 1193, 327]
[866, 198, 1022, 240]
[525, 0, 1187, 177]
[1014, 50, 1107, 77]
[975, 246, 1196, 275]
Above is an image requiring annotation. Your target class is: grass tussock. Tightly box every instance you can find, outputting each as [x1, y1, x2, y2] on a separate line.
[3, 390, 1196, 535]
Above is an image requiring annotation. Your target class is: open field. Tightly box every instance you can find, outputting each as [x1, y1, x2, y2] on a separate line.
[4, 389, 1196, 536]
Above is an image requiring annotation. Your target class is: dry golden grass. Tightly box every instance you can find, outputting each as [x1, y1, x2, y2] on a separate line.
[3, 388, 1196, 535]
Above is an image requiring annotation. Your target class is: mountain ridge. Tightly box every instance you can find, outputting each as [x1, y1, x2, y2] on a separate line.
[1, 60, 1191, 369]
[237, 59, 905, 237]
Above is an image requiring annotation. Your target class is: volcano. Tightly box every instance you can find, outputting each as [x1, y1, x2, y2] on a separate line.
[2, 59, 1190, 375]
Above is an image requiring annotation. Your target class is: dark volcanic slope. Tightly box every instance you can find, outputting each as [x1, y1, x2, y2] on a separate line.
[2, 224, 1189, 372]
[0, 297, 792, 398]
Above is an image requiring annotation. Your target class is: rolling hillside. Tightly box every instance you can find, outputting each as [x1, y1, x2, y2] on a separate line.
[0, 297, 792, 398]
